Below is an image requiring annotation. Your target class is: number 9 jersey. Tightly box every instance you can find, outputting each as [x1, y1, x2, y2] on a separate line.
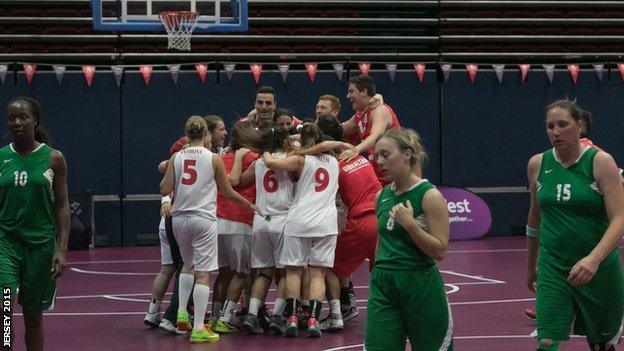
[171, 146, 218, 220]
[284, 154, 339, 237]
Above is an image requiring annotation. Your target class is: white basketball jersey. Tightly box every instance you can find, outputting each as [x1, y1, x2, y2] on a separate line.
[171, 146, 217, 220]
[254, 152, 295, 216]
[285, 154, 339, 237]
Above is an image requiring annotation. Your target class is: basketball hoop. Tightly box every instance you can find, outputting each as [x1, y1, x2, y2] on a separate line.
[159, 11, 199, 51]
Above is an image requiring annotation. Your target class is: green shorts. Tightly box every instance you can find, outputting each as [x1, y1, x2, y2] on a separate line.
[536, 257, 624, 344]
[0, 235, 57, 310]
[365, 266, 454, 351]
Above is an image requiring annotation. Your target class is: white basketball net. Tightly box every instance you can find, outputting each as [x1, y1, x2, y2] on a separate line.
[159, 11, 199, 51]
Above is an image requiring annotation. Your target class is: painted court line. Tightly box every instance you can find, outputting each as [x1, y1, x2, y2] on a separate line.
[68, 259, 161, 265]
[440, 270, 506, 284]
[70, 267, 157, 276]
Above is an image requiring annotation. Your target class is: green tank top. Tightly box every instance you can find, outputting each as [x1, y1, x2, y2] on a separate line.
[375, 179, 436, 270]
[537, 147, 618, 271]
[0, 143, 56, 244]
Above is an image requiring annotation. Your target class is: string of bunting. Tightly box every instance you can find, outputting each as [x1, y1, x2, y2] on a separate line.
[0, 62, 621, 87]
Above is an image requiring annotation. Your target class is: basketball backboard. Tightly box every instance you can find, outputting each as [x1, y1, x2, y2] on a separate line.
[91, 0, 248, 32]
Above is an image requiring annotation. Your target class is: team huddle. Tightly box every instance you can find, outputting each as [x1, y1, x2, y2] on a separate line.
[142, 75, 454, 349]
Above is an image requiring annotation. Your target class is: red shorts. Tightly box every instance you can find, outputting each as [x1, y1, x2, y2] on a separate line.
[332, 213, 377, 278]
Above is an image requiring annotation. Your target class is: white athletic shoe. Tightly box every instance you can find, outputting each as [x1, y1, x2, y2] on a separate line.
[319, 314, 344, 332]
[144, 311, 161, 328]
[159, 319, 187, 335]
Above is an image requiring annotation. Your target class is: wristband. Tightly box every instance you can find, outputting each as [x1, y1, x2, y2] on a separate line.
[526, 225, 540, 238]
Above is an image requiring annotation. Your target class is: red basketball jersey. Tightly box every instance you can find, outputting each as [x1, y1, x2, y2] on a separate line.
[338, 156, 382, 218]
[216, 151, 258, 225]
[354, 103, 400, 185]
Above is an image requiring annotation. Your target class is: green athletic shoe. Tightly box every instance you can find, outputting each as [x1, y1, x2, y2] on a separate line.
[212, 319, 239, 334]
[190, 328, 220, 343]
[176, 311, 192, 332]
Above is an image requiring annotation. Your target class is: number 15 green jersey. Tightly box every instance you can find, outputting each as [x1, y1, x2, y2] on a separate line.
[537, 147, 618, 271]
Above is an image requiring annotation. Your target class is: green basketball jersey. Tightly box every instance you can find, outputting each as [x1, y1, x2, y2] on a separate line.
[0, 143, 56, 245]
[537, 147, 618, 271]
[375, 180, 436, 270]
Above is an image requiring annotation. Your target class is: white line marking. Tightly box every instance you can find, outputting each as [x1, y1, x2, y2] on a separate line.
[451, 297, 535, 306]
[448, 249, 526, 253]
[440, 270, 506, 284]
[70, 268, 157, 276]
[446, 284, 460, 294]
[68, 259, 161, 265]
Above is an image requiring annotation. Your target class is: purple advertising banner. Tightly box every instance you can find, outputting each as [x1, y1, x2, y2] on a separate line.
[438, 186, 492, 240]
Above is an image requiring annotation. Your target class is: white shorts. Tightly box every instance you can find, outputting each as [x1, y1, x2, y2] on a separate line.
[172, 215, 218, 272]
[218, 234, 252, 274]
[251, 214, 286, 269]
[218, 218, 252, 235]
[279, 235, 337, 268]
[158, 227, 173, 265]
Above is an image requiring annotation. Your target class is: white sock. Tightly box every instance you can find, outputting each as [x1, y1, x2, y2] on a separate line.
[177, 273, 194, 313]
[148, 298, 161, 314]
[302, 299, 310, 308]
[212, 301, 223, 318]
[330, 299, 342, 318]
[192, 284, 211, 330]
[219, 299, 237, 323]
[248, 297, 262, 316]
[273, 298, 286, 316]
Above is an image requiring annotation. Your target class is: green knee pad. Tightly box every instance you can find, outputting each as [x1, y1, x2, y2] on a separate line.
[537, 339, 561, 351]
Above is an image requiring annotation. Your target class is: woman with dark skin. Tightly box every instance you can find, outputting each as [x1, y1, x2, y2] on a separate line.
[1, 97, 70, 351]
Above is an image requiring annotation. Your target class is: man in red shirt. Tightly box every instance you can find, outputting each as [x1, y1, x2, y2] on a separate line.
[340, 75, 401, 185]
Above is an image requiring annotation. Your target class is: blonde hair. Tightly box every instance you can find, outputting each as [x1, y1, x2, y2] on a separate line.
[185, 115, 208, 141]
[378, 128, 427, 168]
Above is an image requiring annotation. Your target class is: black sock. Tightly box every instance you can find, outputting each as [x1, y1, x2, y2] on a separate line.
[309, 300, 323, 320]
[340, 287, 351, 306]
[284, 298, 299, 317]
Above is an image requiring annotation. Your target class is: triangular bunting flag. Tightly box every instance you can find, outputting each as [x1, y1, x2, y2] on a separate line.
[332, 63, 344, 81]
[167, 64, 180, 85]
[567, 64, 579, 85]
[593, 64, 604, 82]
[413, 63, 426, 83]
[305, 63, 318, 83]
[492, 64, 505, 83]
[617, 63, 624, 82]
[519, 64, 531, 82]
[250, 63, 263, 84]
[466, 64, 478, 83]
[112, 65, 124, 87]
[543, 64, 555, 83]
[223, 63, 236, 82]
[195, 63, 208, 83]
[441, 64, 452, 82]
[23, 63, 36, 84]
[82, 65, 96, 87]
[358, 62, 371, 76]
[278, 64, 290, 83]
[386, 64, 397, 82]
[140, 65, 153, 86]
[0, 65, 7, 84]
[53, 65, 66, 85]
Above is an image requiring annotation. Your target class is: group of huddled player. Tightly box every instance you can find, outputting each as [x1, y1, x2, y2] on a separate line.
[140, 75, 454, 349]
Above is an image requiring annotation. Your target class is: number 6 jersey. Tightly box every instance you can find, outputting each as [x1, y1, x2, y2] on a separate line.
[284, 154, 339, 237]
[171, 146, 217, 220]
[537, 146, 617, 271]
[254, 152, 295, 216]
